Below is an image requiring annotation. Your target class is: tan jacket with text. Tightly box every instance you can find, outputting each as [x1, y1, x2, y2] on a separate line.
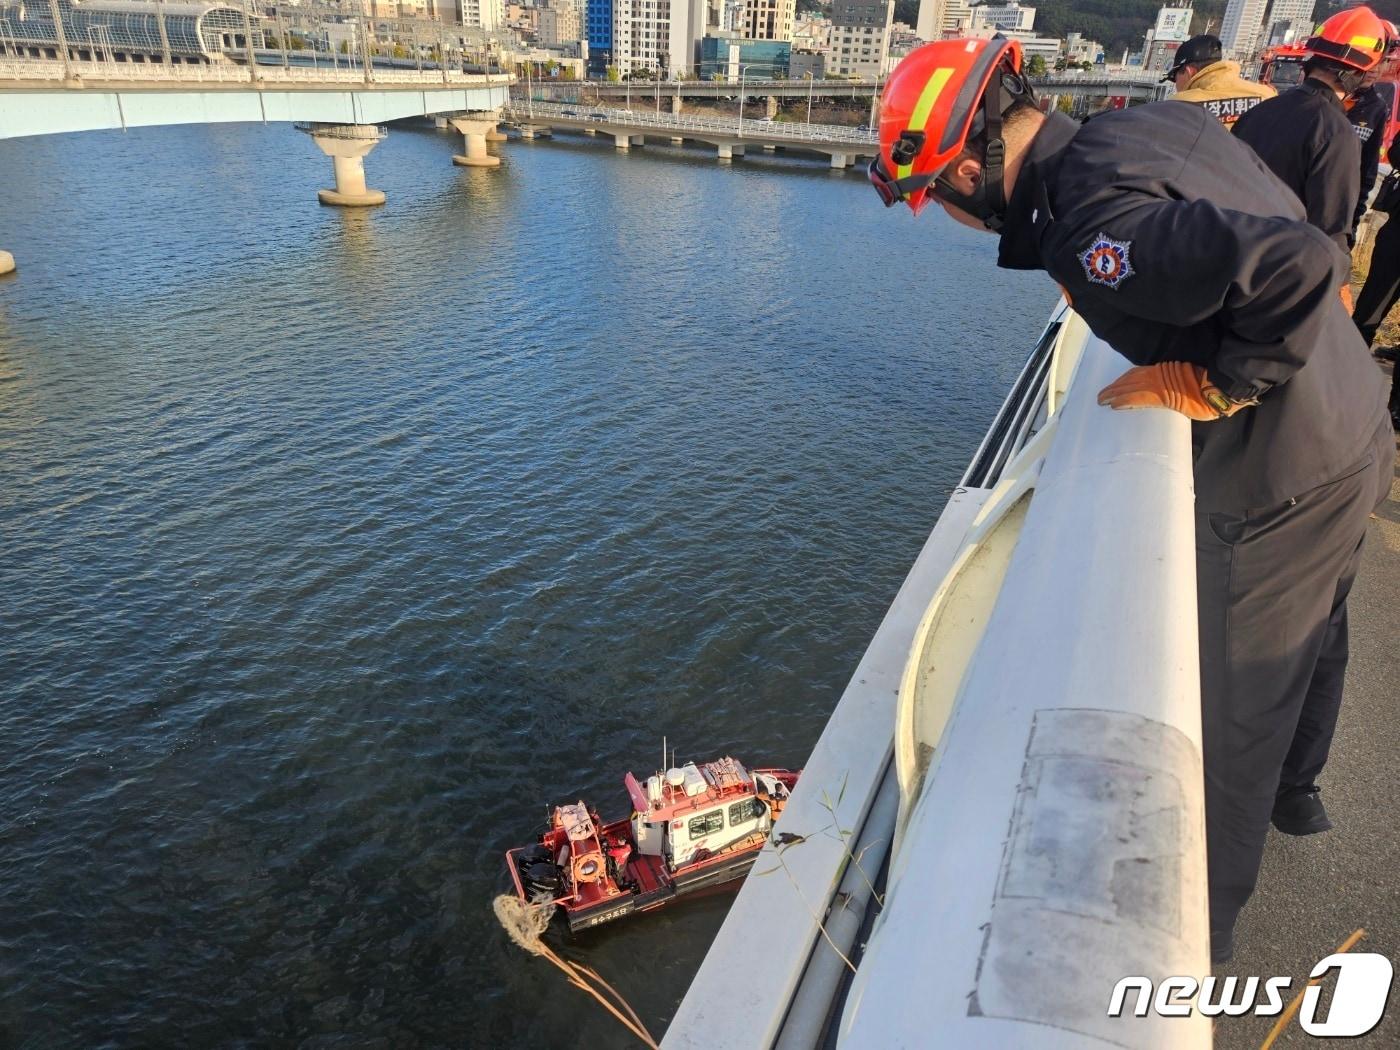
[1171, 61, 1277, 128]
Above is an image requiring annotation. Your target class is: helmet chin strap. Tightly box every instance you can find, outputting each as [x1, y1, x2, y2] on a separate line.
[932, 72, 1031, 232]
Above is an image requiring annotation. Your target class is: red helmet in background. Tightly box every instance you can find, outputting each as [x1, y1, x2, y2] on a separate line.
[1305, 6, 1388, 71]
[868, 36, 1028, 222]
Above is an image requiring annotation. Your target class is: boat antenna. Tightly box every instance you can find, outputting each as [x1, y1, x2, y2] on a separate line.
[662, 734, 667, 774]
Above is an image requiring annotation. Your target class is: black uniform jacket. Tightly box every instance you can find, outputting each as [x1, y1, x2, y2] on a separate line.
[1348, 86, 1389, 228]
[997, 106, 1389, 513]
[1233, 79, 1361, 251]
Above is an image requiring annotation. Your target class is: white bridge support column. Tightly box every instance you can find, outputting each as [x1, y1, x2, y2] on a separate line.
[448, 113, 501, 168]
[434, 116, 449, 129]
[614, 132, 631, 150]
[630, 134, 645, 146]
[519, 124, 552, 139]
[829, 151, 848, 169]
[485, 124, 508, 142]
[308, 124, 387, 207]
[671, 94, 683, 115]
[671, 136, 685, 145]
[0, 250, 15, 276]
[716, 143, 734, 161]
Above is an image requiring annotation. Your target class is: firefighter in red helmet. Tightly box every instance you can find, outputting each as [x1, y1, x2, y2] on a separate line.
[869, 36, 1393, 965]
[1234, 5, 1390, 251]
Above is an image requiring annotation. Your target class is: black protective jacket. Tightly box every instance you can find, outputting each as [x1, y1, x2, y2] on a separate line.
[1232, 79, 1361, 251]
[997, 106, 1389, 512]
[1347, 85, 1389, 228]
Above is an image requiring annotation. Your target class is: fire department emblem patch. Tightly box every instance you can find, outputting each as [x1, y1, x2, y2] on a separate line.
[1080, 233, 1135, 289]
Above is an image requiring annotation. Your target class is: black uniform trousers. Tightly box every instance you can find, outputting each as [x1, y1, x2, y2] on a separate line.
[1195, 422, 1392, 935]
[1355, 215, 1400, 415]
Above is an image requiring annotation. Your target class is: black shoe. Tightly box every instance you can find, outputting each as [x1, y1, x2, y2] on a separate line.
[1211, 926, 1234, 966]
[1272, 785, 1334, 836]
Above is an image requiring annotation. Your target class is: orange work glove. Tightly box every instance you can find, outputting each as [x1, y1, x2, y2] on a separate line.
[1340, 283, 1354, 314]
[1097, 361, 1247, 422]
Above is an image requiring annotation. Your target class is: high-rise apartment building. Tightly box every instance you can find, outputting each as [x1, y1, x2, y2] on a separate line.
[1263, 0, 1315, 44]
[829, 0, 893, 77]
[1220, 0, 1268, 60]
[741, 0, 795, 41]
[915, 0, 944, 40]
[610, 0, 704, 75]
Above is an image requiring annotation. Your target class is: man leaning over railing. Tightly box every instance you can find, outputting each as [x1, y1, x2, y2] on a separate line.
[867, 35, 1393, 966]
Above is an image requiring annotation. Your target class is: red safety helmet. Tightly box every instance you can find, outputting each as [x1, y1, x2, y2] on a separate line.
[868, 36, 1029, 224]
[1305, 6, 1388, 72]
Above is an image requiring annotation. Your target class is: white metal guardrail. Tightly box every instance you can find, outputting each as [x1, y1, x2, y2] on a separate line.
[664, 307, 1208, 1050]
[501, 100, 879, 145]
[0, 58, 512, 88]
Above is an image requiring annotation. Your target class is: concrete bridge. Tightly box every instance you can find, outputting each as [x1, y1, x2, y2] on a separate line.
[500, 99, 879, 166]
[0, 57, 514, 272]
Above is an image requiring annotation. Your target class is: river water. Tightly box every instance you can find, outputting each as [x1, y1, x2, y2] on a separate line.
[0, 121, 1052, 1047]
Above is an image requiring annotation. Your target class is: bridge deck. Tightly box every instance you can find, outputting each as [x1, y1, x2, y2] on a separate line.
[1216, 414, 1399, 1048]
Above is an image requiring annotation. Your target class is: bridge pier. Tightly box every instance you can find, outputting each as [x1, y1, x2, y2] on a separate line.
[829, 152, 849, 169]
[630, 134, 645, 147]
[671, 95, 683, 115]
[519, 125, 552, 140]
[308, 124, 387, 207]
[614, 132, 631, 150]
[0, 250, 14, 276]
[449, 115, 501, 168]
[486, 125, 508, 143]
[671, 136, 685, 145]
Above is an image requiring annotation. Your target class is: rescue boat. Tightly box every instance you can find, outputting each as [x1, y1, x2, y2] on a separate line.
[505, 755, 801, 932]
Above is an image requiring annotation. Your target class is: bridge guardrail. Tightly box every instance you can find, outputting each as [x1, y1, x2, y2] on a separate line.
[0, 58, 513, 88]
[501, 100, 879, 145]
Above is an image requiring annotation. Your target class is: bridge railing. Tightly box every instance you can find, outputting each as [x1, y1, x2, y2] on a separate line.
[664, 306, 1208, 1049]
[501, 99, 879, 145]
[0, 57, 513, 88]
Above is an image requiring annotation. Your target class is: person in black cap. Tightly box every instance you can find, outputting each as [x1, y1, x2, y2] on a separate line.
[1168, 34, 1276, 128]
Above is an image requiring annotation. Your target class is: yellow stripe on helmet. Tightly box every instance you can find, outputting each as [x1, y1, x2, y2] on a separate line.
[1350, 34, 1381, 49]
[896, 67, 955, 179]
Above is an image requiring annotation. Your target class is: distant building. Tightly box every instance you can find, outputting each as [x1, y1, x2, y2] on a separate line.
[1263, 0, 1314, 46]
[967, 2, 1035, 33]
[586, 0, 613, 70]
[611, 0, 705, 76]
[789, 48, 825, 78]
[538, 0, 582, 47]
[1220, 0, 1269, 61]
[915, 0, 944, 41]
[792, 13, 831, 52]
[829, 0, 893, 78]
[698, 34, 790, 77]
[741, 0, 795, 41]
[942, 0, 971, 32]
[1064, 31, 1104, 66]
